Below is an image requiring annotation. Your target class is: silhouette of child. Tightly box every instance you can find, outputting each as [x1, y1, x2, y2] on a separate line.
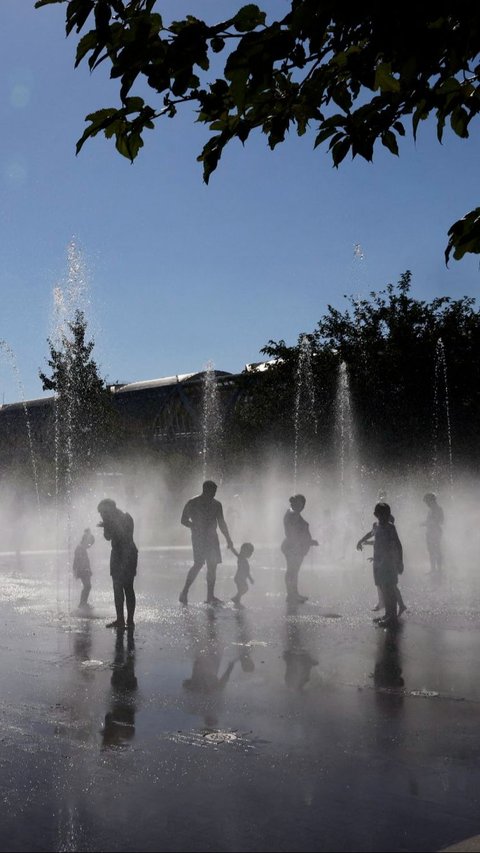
[357, 505, 406, 618]
[357, 503, 404, 628]
[230, 542, 255, 608]
[73, 528, 95, 610]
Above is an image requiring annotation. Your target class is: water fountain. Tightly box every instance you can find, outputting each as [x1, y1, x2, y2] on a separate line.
[293, 335, 318, 490]
[49, 241, 91, 612]
[335, 360, 357, 498]
[432, 337, 454, 490]
[201, 361, 223, 480]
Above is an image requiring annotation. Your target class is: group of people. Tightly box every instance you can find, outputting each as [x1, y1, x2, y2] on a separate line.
[72, 481, 444, 631]
[73, 497, 138, 629]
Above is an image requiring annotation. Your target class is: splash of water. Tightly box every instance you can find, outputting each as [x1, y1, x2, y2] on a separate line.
[432, 338, 454, 489]
[293, 336, 318, 490]
[51, 241, 90, 340]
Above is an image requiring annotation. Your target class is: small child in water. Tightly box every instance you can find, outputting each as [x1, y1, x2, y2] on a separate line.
[73, 528, 95, 610]
[230, 542, 255, 608]
[357, 503, 404, 628]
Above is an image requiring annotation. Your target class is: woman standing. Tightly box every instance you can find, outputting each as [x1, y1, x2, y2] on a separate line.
[281, 494, 318, 604]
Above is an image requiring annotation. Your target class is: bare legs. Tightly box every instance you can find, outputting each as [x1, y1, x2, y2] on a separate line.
[180, 561, 220, 604]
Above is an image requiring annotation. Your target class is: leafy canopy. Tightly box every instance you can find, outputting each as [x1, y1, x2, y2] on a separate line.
[236, 272, 480, 474]
[36, 0, 480, 262]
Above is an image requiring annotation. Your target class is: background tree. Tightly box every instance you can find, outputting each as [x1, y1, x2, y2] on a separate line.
[231, 272, 480, 480]
[39, 309, 117, 488]
[36, 0, 480, 261]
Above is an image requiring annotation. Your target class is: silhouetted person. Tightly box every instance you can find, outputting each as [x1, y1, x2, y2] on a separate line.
[230, 542, 254, 608]
[179, 480, 233, 605]
[422, 492, 444, 576]
[357, 506, 406, 618]
[97, 498, 138, 630]
[73, 528, 95, 610]
[357, 502, 403, 628]
[281, 494, 318, 604]
[102, 629, 137, 748]
[373, 488, 389, 608]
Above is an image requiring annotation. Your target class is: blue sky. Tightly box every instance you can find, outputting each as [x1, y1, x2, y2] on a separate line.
[1, 0, 479, 402]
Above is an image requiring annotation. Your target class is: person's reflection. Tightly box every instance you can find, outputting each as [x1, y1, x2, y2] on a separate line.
[283, 607, 318, 691]
[102, 628, 137, 748]
[183, 609, 236, 728]
[73, 620, 92, 659]
[73, 620, 93, 680]
[234, 608, 255, 674]
[372, 627, 405, 722]
[373, 628, 404, 690]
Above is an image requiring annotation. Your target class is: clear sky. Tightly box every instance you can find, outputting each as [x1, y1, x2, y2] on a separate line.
[1, 0, 479, 402]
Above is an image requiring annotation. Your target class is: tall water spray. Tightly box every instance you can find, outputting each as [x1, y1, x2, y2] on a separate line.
[335, 361, 357, 497]
[50, 241, 91, 610]
[293, 336, 318, 490]
[432, 337, 454, 489]
[201, 362, 223, 480]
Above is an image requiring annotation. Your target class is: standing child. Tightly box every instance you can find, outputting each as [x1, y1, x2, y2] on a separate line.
[357, 502, 404, 628]
[357, 504, 407, 617]
[73, 528, 95, 610]
[230, 542, 255, 608]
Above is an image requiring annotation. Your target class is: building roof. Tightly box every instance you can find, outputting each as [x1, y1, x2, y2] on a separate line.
[0, 369, 238, 411]
[112, 370, 232, 393]
[0, 395, 54, 412]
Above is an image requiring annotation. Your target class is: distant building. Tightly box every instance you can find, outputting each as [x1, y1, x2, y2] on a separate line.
[0, 368, 261, 466]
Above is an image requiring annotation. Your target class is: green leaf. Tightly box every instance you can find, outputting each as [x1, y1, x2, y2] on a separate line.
[75, 29, 100, 67]
[450, 106, 470, 138]
[76, 108, 119, 153]
[124, 97, 147, 114]
[198, 133, 228, 183]
[412, 102, 428, 139]
[436, 113, 446, 143]
[314, 126, 336, 148]
[331, 138, 350, 166]
[211, 36, 225, 53]
[227, 68, 249, 112]
[116, 130, 144, 161]
[233, 4, 266, 33]
[374, 63, 400, 93]
[445, 208, 480, 263]
[381, 130, 399, 155]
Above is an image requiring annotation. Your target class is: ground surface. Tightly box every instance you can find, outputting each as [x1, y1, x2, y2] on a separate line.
[1, 544, 480, 853]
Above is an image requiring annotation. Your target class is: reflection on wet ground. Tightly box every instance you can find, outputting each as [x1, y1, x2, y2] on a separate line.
[1, 549, 480, 851]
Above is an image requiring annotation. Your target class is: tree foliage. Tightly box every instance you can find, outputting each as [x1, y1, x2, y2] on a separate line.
[231, 272, 480, 479]
[36, 0, 480, 261]
[39, 309, 117, 484]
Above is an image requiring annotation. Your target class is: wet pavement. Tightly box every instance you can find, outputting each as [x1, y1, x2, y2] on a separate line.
[1, 547, 480, 852]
